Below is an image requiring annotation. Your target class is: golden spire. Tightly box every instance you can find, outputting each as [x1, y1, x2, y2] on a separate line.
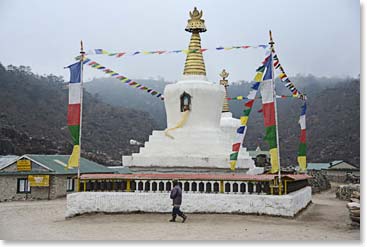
[183, 7, 207, 76]
[219, 69, 230, 112]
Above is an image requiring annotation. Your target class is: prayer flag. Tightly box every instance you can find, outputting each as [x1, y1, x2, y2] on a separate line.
[66, 62, 82, 168]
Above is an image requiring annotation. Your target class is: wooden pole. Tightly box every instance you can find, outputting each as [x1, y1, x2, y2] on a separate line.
[77, 40, 85, 192]
[269, 31, 282, 194]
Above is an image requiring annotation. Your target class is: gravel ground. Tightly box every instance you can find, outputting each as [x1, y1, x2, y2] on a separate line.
[0, 189, 360, 240]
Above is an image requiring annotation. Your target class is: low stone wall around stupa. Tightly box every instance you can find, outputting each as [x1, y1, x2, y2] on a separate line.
[65, 187, 312, 218]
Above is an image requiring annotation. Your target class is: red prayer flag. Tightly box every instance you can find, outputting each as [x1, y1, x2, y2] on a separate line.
[262, 102, 276, 127]
[244, 99, 255, 108]
[232, 143, 241, 152]
[67, 104, 81, 126]
[300, 129, 306, 143]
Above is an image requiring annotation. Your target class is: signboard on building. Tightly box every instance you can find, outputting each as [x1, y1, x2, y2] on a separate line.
[28, 175, 50, 187]
[17, 160, 31, 171]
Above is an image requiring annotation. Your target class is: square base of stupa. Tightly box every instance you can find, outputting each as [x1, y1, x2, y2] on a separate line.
[123, 129, 263, 174]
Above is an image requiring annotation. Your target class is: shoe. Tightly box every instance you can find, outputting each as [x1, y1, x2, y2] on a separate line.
[169, 216, 176, 222]
[182, 215, 187, 223]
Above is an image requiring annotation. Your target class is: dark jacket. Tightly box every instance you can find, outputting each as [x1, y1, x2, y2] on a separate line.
[170, 185, 182, 206]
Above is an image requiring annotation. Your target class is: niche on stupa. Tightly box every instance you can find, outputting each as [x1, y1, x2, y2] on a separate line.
[180, 91, 192, 112]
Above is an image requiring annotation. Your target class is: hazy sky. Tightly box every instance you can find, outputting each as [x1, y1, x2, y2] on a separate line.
[0, 0, 360, 83]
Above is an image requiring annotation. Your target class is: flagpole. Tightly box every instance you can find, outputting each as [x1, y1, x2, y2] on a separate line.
[269, 30, 282, 195]
[77, 40, 85, 192]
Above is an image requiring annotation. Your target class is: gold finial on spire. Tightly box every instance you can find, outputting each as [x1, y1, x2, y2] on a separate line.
[269, 30, 275, 52]
[80, 40, 85, 61]
[219, 69, 230, 112]
[183, 7, 207, 76]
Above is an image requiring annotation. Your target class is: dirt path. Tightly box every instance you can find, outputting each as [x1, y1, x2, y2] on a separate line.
[0, 189, 360, 240]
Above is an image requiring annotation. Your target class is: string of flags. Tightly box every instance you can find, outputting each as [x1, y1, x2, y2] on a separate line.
[227, 95, 295, 101]
[297, 103, 307, 172]
[79, 57, 165, 100]
[272, 52, 307, 100]
[86, 44, 268, 58]
[229, 58, 269, 170]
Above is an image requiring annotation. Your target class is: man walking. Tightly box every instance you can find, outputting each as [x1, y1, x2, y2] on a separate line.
[169, 180, 187, 223]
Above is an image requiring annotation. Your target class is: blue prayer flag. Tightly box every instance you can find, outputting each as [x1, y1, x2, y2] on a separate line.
[263, 55, 273, 81]
[67, 62, 81, 83]
[300, 103, 307, 116]
[251, 82, 260, 90]
[237, 126, 246, 134]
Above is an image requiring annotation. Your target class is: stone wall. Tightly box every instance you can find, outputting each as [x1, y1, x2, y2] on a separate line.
[0, 174, 72, 202]
[327, 170, 360, 183]
[307, 170, 331, 193]
[49, 175, 71, 199]
[66, 186, 312, 218]
[336, 184, 360, 201]
[0, 175, 50, 202]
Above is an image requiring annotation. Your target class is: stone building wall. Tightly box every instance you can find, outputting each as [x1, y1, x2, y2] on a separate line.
[0, 174, 74, 202]
[0, 175, 50, 202]
[50, 175, 73, 199]
[326, 170, 360, 183]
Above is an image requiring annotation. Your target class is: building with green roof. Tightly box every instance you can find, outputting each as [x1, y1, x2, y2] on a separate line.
[0, 154, 131, 202]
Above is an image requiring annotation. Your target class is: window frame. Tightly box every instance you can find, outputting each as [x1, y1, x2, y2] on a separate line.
[66, 177, 75, 192]
[17, 178, 31, 194]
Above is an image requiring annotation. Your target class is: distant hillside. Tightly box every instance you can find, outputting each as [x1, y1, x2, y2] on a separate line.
[86, 75, 360, 166]
[0, 64, 155, 165]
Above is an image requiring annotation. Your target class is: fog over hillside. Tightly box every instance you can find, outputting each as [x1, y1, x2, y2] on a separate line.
[0, 62, 359, 166]
[85, 74, 360, 166]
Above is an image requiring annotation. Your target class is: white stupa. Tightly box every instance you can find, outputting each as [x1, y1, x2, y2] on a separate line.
[123, 7, 260, 174]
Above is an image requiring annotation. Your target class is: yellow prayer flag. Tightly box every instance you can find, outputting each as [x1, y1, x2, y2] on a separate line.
[230, 160, 237, 171]
[254, 72, 263, 82]
[102, 50, 109, 54]
[269, 148, 279, 173]
[240, 116, 248, 125]
[182, 50, 189, 54]
[67, 145, 80, 169]
[236, 96, 243, 100]
[297, 156, 307, 172]
[278, 73, 286, 79]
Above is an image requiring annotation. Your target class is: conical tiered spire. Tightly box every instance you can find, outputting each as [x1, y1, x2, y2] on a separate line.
[183, 7, 207, 76]
[219, 69, 230, 112]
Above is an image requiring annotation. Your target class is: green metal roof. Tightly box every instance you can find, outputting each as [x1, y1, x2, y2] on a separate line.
[307, 163, 330, 170]
[107, 166, 133, 174]
[0, 154, 115, 175]
[27, 154, 115, 174]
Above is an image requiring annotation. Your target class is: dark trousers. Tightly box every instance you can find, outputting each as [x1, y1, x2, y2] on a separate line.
[172, 206, 184, 217]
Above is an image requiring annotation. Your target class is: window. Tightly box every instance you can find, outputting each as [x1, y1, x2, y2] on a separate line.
[166, 182, 172, 191]
[152, 182, 157, 192]
[17, 178, 30, 193]
[180, 92, 191, 112]
[199, 182, 204, 192]
[66, 177, 74, 192]
[233, 183, 238, 193]
[191, 182, 197, 192]
[205, 182, 212, 193]
[159, 182, 165, 191]
[184, 182, 190, 192]
[213, 182, 219, 193]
